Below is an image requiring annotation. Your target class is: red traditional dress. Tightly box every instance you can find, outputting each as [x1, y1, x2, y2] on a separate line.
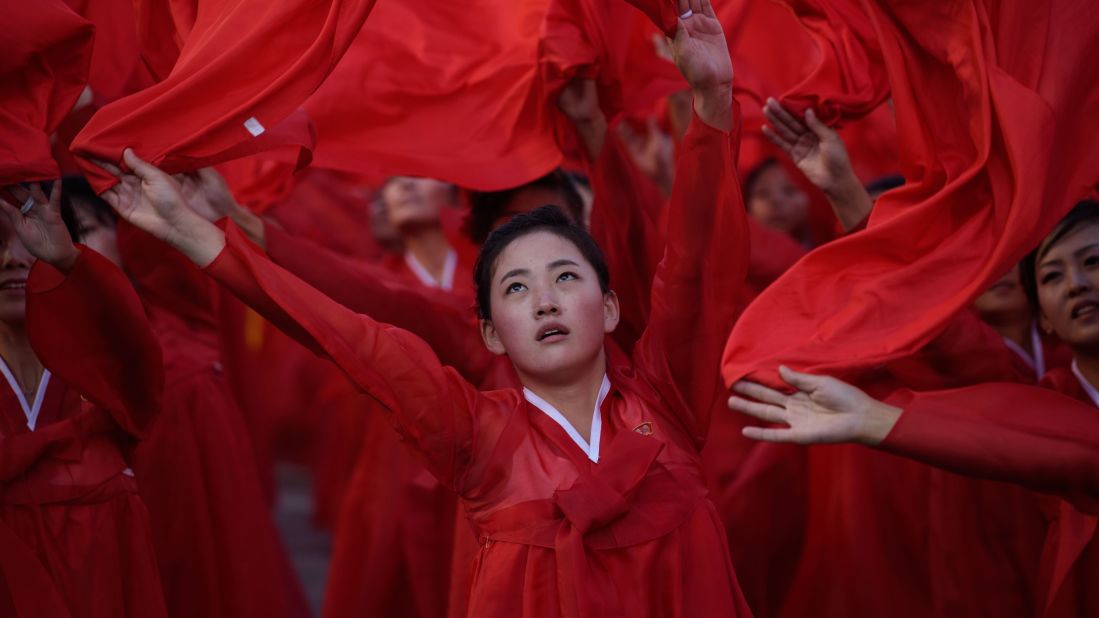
[1, 247, 166, 618]
[208, 111, 752, 617]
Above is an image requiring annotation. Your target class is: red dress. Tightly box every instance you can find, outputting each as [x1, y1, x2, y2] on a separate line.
[208, 111, 752, 617]
[1, 247, 166, 618]
[116, 224, 308, 618]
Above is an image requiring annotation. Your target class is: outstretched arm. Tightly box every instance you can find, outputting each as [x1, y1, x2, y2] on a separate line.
[762, 99, 872, 232]
[729, 368, 1099, 514]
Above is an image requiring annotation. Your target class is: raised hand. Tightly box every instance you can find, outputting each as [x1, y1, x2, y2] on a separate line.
[0, 182, 80, 271]
[96, 149, 225, 266]
[671, 0, 733, 131]
[728, 365, 902, 446]
[557, 78, 607, 160]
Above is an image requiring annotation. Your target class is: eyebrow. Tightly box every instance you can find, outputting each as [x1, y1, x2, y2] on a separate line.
[1039, 243, 1099, 269]
[498, 259, 581, 284]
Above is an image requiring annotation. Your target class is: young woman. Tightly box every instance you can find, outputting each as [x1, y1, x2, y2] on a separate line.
[0, 183, 167, 618]
[728, 201, 1099, 618]
[97, 2, 753, 615]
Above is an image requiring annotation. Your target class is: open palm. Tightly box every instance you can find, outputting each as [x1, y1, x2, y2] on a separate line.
[762, 99, 852, 194]
[671, 0, 732, 94]
[0, 182, 79, 266]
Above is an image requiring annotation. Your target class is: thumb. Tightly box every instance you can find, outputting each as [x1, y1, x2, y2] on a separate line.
[803, 109, 837, 141]
[778, 365, 826, 394]
[122, 148, 165, 183]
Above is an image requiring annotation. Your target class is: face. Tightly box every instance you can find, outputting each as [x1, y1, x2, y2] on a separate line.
[480, 231, 619, 384]
[0, 219, 34, 326]
[1035, 222, 1099, 350]
[973, 264, 1030, 323]
[381, 176, 451, 230]
[71, 198, 122, 267]
[747, 164, 810, 239]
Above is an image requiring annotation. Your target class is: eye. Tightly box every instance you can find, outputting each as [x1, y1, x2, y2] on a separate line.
[557, 271, 578, 282]
[1086, 255, 1099, 267]
[1040, 271, 1062, 285]
[505, 281, 526, 294]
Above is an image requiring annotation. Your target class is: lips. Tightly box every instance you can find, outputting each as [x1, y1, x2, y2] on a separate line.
[536, 322, 570, 342]
[0, 279, 26, 291]
[1071, 300, 1099, 319]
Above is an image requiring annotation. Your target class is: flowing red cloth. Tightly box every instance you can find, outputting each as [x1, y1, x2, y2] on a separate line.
[621, 0, 679, 37]
[62, 0, 156, 105]
[208, 111, 751, 617]
[70, 0, 375, 192]
[116, 223, 309, 618]
[1, 247, 167, 618]
[303, 0, 561, 190]
[0, 0, 92, 185]
[723, 0, 1099, 385]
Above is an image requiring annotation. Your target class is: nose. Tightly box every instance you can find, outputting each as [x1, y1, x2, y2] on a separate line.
[535, 293, 560, 318]
[0, 241, 31, 271]
[1067, 266, 1092, 297]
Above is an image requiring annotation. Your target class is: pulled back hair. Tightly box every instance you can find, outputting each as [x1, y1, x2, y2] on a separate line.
[58, 175, 116, 242]
[1020, 199, 1099, 311]
[466, 170, 586, 245]
[473, 204, 609, 320]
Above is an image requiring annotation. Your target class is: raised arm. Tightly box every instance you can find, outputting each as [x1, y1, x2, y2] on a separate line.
[632, 0, 749, 448]
[95, 151, 484, 489]
[0, 183, 163, 436]
[729, 367, 1099, 515]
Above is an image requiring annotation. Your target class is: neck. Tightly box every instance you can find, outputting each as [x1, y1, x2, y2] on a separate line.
[0, 322, 43, 396]
[403, 225, 451, 283]
[519, 348, 607, 441]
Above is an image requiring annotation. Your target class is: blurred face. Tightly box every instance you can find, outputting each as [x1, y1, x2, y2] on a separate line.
[381, 176, 451, 230]
[0, 219, 34, 326]
[71, 198, 121, 267]
[1035, 222, 1099, 350]
[747, 164, 809, 239]
[480, 231, 618, 385]
[973, 264, 1030, 324]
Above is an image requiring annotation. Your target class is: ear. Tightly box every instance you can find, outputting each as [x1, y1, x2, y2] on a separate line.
[602, 290, 620, 334]
[480, 319, 508, 356]
[1039, 311, 1054, 335]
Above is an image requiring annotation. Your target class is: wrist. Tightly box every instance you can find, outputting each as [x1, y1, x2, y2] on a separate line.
[857, 400, 903, 446]
[691, 83, 733, 132]
[49, 245, 81, 274]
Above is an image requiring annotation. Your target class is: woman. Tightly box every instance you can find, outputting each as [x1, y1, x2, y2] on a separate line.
[0, 183, 167, 618]
[98, 2, 754, 614]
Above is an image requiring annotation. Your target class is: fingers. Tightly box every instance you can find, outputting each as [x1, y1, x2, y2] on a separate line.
[802, 108, 835, 139]
[700, 0, 715, 18]
[732, 380, 789, 406]
[28, 184, 48, 206]
[122, 148, 165, 182]
[91, 158, 123, 177]
[48, 180, 61, 210]
[7, 184, 30, 204]
[762, 125, 795, 153]
[728, 396, 789, 424]
[677, 0, 689, 17]
[689, 0, 702, 15]
[742, 426, 797, 443]
[764, 98, 808, 142]
[779, 365, 826, 393]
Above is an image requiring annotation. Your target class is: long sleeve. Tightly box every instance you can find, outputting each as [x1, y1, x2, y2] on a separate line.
[264, 223, 497, 386]
[26, 245, 163, 436]
[587, 130, 666, 354]
[881, 385, 1099, 515]
[632, 105, 749, 448]
[208, 223, 484, 489]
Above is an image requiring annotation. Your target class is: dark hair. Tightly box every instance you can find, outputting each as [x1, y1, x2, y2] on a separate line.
[466, 170, 585, 245]
[59, 175, 116, 242]
[473, 204, 609, 320]
[742, 158, 779, 200]
[1020, 199, 1099, 310]
[865, 174, 905, 198]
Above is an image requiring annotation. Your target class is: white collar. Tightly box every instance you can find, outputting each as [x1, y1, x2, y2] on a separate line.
[405, 249, 457, 291]
[523, 374, 611, 463]
[0, 356, 51, 431]
[1071, 359, 1099, 408]
[1002, 322, 1046, 379]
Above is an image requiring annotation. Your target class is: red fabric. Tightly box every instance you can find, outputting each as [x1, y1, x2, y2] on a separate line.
[209, 112, 751, 617]
[723, 0, 1099, 386]
[2, 247, 168, 618]
[115, 223, 309, 618]
[71, 0, 375, 192]
[62, 0, 156, 105]
[0, 0, 93, 185]
[303, 0, 562, 190]
[621, 0, 679, 37]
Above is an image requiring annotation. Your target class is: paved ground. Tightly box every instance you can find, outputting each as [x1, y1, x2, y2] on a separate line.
[274, 463, 332, 616]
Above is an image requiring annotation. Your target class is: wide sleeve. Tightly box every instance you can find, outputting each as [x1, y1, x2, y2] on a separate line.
[25, 246, 163, 437]
[881, 385, 1099, 515]
[587, 130, 666, 354]
[264, 223, 497, 386]
[208, 222, 484, 490]
[631, 105, 749, 448]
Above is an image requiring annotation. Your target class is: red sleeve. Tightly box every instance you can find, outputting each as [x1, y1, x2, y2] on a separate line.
[587, 130, 666, 353]
[208, 222, 483, 489]
[264, 223, 497, 385]
[881, 385, 1099, 515]
[25, 246, 163, 436]
[632, 105, 749, 448]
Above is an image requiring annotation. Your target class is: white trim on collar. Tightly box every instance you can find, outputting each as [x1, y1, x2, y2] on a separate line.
[405, 249, 458, 291]
[1003, 322, 1046, 379]
[524, 375, 611, 463]
[1071, 359, 1099, 408]
[0, 357, 51, 431]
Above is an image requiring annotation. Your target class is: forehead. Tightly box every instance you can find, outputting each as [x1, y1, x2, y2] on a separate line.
[493, 230, 588, 276]
[1041, 221, 1099, 262]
